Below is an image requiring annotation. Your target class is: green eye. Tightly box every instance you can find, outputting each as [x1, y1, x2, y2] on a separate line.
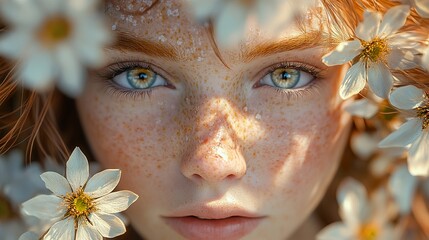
[259, 64, 316, 90]
[127, 67, 157, 89]
[271, 68, 300, 89]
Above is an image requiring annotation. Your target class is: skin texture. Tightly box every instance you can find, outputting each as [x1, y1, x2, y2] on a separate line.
[76, 1, 352, 239]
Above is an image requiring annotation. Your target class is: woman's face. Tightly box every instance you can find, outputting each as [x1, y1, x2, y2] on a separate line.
[76, 1, 351, 239]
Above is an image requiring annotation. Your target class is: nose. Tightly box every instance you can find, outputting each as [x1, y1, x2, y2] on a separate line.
[180, 99, 247, 185]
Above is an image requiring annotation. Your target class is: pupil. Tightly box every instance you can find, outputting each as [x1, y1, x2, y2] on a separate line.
[282, 72, 291, 79]
[139, 73, 148, 79]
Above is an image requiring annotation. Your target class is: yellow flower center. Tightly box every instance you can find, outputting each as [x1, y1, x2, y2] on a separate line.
[38, 16, 72, 47]
[64, 188, 95, 222]
[416, 96, 429, 130]
[0, 195, 12, 220]
[358, 223, 378, 240]
[361, 38, 390, 62]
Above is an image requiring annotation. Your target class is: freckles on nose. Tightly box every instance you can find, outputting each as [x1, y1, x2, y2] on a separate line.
[181, 123, 247, 184]
[178, 97, 253, 184]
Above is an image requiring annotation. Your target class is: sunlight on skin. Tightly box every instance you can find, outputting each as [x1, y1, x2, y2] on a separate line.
[76, 1, 352, 239]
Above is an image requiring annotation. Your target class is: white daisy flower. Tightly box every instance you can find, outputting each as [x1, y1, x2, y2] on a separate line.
[379, 85, 429, 176]
[323, 5, 420, 99]
[22, 147, 138, 239]
[392, 0, 429, 18]
[0, 0, 111, 96]
[185, 0, 316, 47]
[317, 178, 397, 240]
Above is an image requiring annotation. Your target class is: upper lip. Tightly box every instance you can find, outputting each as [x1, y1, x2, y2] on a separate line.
[162, 204, 265, 219]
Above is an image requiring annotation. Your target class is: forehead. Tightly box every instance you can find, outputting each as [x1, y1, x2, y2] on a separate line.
[105, 0, 326, 61]
[106, 1, 205, 44]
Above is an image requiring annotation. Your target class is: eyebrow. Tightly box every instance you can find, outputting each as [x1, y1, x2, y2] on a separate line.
[108, 30, 328, 63]
[241, 31, 328, 62]
[108, 31, 180, 60]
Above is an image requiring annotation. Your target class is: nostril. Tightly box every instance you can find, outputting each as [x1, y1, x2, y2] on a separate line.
[226, 174, 237, 180]
[191, 174, 203, 181]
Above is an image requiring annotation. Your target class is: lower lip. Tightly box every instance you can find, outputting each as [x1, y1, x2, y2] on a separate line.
[163, 216, 263, 240]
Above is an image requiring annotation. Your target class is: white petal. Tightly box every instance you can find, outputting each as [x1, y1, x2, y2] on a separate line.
[387, 48, 418, 70]
[66, 147, 89, 192]
[0, 30, 32, 59]
[389, 85, 425, 110]
[344, 98, 379, 119]
[40, 171, 72, 196]
[72, 18, 110, 66]
[19, 48, 56, 92]
[414, 0, 429, 17]
[113, 212, 129, 226]
[379, 118, 423, 148]
[389, 32, 425, 48]
[0, 0, 42, 25]
[37, 0, 62, 14]
[85, 169, 121, 198]
[214, 1, 247, 48]
[339, 61, 366, 99]
[4, 164, 45, 207]
[337, 178, 369, 229]
[388, 165, 417, 214]
[44, 218, 75, 240]
[256, 0, 280, 30]
[89, 212, 126, 238]
[355, 10, 381, 41]
[56, 45, 85, 97]
[316, 222, 353, 240]
[370, 188, 390, 225]
[186, 0, 220, 20]
[370, 155, 395, 177]
[322, 40, 362, 66]
[68, 0, 99, 12]
[256, 0, 300, 37]
[94, 190, 138, 214]
[378, 5, 410, 37]
[367, 62, 393, 99]
[22, 195, 65, 220]
[76, 222, 102, 240]
[408, 130, 429, 176]
[350, 132, 379, 159]
[19, 231, 39, 240]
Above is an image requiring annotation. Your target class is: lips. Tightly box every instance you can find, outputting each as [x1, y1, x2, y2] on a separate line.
[162, 206, 265, 240]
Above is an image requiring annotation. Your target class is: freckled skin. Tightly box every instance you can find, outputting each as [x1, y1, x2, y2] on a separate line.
[76, 1, 351, 240]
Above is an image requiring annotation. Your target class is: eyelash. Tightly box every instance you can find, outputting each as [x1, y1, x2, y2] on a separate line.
[98, 61, 323, 100]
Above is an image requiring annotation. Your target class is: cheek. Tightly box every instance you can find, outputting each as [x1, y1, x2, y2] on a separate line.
[243, 96, 349, 238]
[75, 88, 180, 197]
[248, 105, 344, 189]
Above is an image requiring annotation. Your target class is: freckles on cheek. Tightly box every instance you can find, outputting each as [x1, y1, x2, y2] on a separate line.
[257, 103, 344, 192]
[77, 94, 176, 192]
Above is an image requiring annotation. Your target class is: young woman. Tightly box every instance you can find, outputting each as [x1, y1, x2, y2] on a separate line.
[0, 0, 428, 239]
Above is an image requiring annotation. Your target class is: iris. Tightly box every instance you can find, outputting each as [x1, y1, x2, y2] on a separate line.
[271, 68, 300, 88]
